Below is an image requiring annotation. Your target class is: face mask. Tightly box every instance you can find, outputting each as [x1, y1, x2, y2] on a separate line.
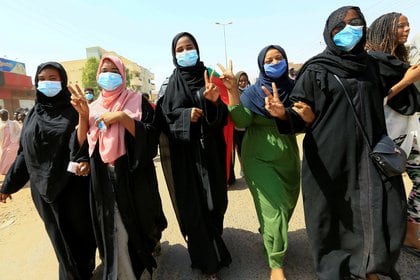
[333, 25, 363, 51]
[97, 72, 123, 91]
[238, 84, 249, 91]
[37, 81, 62, 97]
[264, 59, 287, 79]
[176, 50, 199, 67]
[85, 92, 94, 101]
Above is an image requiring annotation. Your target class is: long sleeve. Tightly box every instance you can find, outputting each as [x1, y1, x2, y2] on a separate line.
[228, 103, 254, 129]
[126, 96, 159, 170]
[1, 152, 30, 194]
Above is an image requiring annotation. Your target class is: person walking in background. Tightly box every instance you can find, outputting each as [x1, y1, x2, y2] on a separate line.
[366, 12, 420, 257]
[84, 87, 95, 104]
[13, 108, 28, 127]
[230, 71, 250, 180]
[264, 6, 420, 279]
[218, 45, 313, 280]
[0, 62, 96, 279]
[0, 109, 21, 176]
[69, 55, 167, 279]
[156, 32, 231, 279]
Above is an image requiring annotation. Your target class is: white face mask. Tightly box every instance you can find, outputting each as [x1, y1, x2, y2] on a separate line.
[37, 81, 62, 97]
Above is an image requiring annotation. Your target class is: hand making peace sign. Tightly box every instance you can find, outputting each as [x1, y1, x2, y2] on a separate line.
[203, 69, 220, 104]
[262, 82, 315, 124]
[217, 60, 236, 91]
[68, 84, 90, 120]
[262, 82, 286, 119]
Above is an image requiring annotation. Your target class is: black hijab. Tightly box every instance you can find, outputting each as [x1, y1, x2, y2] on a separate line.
[21, 62, 78, 202]
[241, 45, 294, 117]
[298, 6, 369, 79]
[161, 32, 207, 122]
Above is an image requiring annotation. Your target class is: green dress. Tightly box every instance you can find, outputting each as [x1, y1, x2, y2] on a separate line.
[229, 103, 300, 268]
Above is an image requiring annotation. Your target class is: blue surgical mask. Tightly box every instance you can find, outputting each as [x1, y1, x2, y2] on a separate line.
[176, 50, 199, 67]
[37, 81, 62, 97]
[264, 59, 287, 79]
[333, 25, 363, 52]
[85, 92, 94, 101]
[97, 72, 123, 91]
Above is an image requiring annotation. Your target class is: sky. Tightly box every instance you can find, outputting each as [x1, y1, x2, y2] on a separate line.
[2, 0, 419, 90]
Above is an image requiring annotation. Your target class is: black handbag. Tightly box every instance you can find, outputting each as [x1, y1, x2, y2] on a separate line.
[333, 75, 407, 178]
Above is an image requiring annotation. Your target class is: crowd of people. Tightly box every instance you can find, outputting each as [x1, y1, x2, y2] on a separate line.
[0, 5, 420, 280]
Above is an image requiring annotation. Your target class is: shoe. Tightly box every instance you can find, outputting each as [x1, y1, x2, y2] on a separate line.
[402, 244, 420, 257]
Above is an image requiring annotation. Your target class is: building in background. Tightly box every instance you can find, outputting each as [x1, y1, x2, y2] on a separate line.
[0, 58, 34, 115]
[61, 46, 155, 94]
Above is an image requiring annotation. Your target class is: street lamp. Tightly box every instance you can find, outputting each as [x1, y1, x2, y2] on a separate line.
[215, 21, 233, 68]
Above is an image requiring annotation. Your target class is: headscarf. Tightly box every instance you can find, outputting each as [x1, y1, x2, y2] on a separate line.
[21, 62, 78, 202]
[240, 45, 294, 117]
[235, 71, 250, 93]
[87, 55, 142, 163]
[297, 6, 368, 79]
[161, 32, 207, 123]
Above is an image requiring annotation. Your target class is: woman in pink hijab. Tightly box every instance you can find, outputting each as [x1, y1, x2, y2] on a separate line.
[70, 55, 167, 279]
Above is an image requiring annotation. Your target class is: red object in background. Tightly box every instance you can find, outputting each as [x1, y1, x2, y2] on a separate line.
[213, 76, 234, 185]
[0, 71, 32, 90]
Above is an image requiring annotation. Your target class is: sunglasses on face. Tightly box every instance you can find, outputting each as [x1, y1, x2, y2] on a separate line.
[334, 18, 364, 32]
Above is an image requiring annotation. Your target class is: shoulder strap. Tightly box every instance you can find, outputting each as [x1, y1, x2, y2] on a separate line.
[333, 74, 373, 152]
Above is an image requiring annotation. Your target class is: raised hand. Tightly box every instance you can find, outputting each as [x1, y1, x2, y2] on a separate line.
[69, 84, 89, 119]
[262, 82, 286, 119]
[203, 69, 220, 104]
[217, 60, 237, 91]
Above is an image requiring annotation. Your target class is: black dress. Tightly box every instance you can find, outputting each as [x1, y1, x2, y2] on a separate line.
[72, 96, 167, 279]
[1, 62, 96, 280]
[273, 7, 407, 279]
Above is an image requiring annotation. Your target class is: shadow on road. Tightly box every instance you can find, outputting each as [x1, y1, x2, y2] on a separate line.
[144, 227, 315, 279]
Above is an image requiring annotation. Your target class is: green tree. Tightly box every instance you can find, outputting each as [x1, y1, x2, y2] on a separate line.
[82, 57, 100, 95]
[125, 68, 132, 89]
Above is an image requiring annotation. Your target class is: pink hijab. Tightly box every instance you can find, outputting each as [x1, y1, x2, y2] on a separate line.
[87, 55, 142, 163]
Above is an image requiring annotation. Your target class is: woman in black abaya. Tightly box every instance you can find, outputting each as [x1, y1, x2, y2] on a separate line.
[264, 6, 420, 280]
[156, 32, 231, 279]
[0, 62, 96, 279]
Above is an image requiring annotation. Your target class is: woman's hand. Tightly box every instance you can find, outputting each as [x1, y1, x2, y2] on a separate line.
[75, 162, 90, 177]
[0, 193, 12, 203]
[95, 111, 123, 129]
[191, 107, 203, 123]
[69, 84, 89, 119]
[203, 69, 220, 104]
[217, 60, 237, 91]
[292, 101, 315, 125]
[262, 82, 287, 120]
[403, 64, 420, 84]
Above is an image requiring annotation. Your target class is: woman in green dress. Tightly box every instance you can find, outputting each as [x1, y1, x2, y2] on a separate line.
[218, 45, 313, 280]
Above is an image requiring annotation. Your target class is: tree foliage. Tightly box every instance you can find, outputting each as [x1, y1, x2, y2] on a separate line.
[125, 68, 132, 89]
[82, 57, 100, 95]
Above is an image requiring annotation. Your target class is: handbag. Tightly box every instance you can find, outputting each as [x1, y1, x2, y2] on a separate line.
[333, 75, 407, 178]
